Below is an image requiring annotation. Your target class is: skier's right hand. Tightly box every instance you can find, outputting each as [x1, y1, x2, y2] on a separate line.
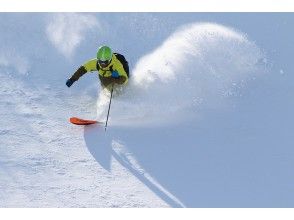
[66, 79, 74, 87]
[111, 71, 120, 78]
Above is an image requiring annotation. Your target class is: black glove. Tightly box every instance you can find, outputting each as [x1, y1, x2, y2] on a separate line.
[66, 79, 74, 87]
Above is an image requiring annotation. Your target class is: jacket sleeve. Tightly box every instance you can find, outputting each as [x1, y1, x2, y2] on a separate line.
[69, 59, 98, 82]
[69, 66, 87, 82]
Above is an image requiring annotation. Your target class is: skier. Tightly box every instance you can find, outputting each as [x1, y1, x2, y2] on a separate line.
[66, 45, 129, 90]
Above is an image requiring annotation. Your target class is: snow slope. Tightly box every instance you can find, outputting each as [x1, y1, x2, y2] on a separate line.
[0, 13, 293, 207]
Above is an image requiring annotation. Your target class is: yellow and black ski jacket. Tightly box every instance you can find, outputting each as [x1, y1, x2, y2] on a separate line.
[69, 54, 129, 88]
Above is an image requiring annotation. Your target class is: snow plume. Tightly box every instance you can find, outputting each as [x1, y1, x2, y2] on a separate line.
[46, 13, 99, 58]
[97, 23, 266, 127]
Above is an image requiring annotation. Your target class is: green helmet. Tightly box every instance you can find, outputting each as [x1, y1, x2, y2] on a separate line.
[97, 45, 112, 62]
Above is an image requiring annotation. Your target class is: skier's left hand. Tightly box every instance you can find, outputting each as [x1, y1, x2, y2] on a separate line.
[111, 71, 120, 78]
[66, 79, 74, 87]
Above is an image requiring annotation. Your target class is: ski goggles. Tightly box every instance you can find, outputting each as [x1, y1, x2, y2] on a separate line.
[98, 59, 111, 68]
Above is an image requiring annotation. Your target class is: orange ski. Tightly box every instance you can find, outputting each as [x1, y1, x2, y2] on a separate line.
[69, 117, 99, 125]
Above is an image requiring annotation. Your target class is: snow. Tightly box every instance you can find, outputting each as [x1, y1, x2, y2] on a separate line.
[0, 13, 294, 208]
[106, 23, 264, 127]
[46, 13, 100, 58]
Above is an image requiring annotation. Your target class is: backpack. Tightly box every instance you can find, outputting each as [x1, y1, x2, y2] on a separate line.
[114, 53, 129, 78]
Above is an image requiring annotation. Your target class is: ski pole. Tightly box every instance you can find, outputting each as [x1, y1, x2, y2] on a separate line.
[105, 84, 114, 131]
